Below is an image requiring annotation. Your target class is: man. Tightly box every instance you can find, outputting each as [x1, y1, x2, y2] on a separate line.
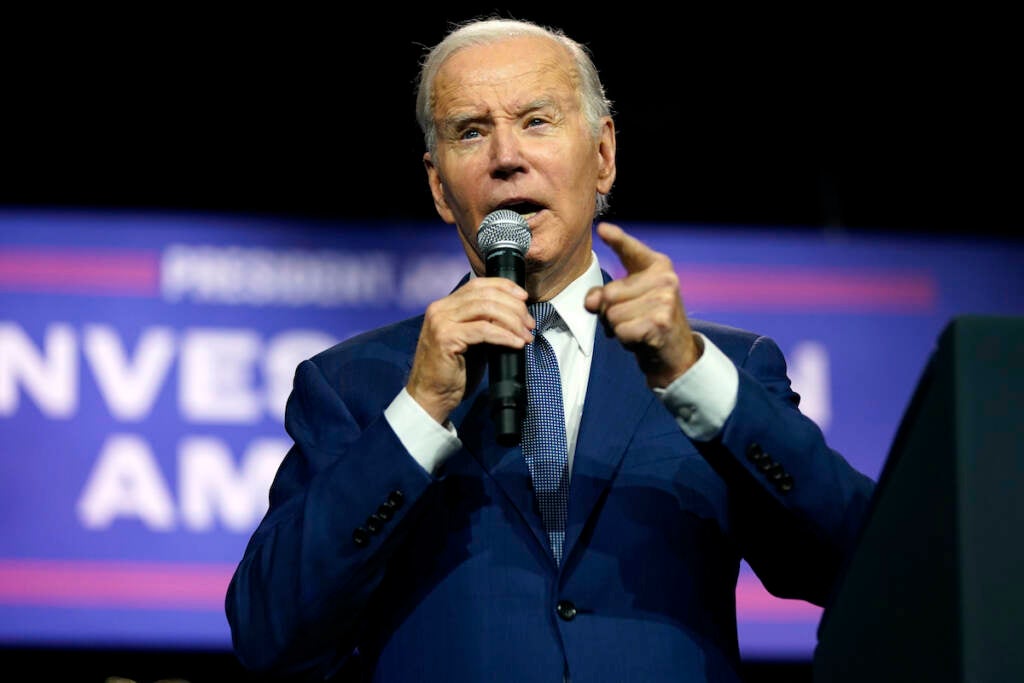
[225, 17, 876, 682]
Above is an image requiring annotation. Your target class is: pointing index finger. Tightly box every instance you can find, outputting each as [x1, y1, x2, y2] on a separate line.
[596, 222, 658, 274]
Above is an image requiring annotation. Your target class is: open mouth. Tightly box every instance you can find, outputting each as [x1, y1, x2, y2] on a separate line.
[496, 201, 543, 222]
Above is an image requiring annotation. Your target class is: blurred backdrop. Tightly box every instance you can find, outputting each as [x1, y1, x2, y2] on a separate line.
[3, 7, 1020, 237]
[1, 7, 1021, 683]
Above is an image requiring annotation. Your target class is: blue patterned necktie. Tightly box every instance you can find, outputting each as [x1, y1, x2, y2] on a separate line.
[523, 302, 570, 565]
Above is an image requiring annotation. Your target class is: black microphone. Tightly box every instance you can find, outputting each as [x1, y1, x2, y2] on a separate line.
[477, 209, 532, 446]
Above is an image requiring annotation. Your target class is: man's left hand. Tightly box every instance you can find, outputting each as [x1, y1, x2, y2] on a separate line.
[584, 222, 700, 388]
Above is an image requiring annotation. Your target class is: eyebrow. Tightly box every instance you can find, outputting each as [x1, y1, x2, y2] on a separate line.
[439, 98, 563, 134]
[439, 112, 487, 135]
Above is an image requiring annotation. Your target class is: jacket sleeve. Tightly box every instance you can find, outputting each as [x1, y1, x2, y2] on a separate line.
[697, 333, 876, 607]
[224, 353, 436, 678]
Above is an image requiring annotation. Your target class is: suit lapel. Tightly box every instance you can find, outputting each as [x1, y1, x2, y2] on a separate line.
[425, 270, 657, 568]
[562, 323, 655, 565]
[405, 301, 554, 562]
[454, 383, 553, 559]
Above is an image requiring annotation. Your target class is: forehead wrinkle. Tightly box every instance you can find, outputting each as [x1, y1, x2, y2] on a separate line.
[432, 39, 580, 121]
[442, 97, 563, 127]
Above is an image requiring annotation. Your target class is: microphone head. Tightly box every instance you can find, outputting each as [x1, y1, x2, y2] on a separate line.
[477, 209, 531, 257]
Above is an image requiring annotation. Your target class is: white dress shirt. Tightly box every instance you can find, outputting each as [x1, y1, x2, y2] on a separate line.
[385, 252, 739, 475]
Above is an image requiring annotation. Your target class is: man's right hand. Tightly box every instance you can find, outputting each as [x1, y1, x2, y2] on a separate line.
[406, 277, 535, 424]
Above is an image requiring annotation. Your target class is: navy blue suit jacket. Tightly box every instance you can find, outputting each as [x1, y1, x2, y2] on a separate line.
[226, 273, 875, 682]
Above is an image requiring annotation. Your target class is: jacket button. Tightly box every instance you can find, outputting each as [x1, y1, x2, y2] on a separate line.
[376, 502, 395, 520]
[776, 474, 794, 493]
[387, 490, 405, 508]
[353, 527, 371, 547]
[365, 514, 385, 533]
[746, 443, 765, 462]
[556, 600, 577, 621]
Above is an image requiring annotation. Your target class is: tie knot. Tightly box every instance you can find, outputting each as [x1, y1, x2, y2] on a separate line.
[529, 302, 557, 334]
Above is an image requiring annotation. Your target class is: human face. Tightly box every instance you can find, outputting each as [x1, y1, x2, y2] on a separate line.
[423, 35, 616, 301]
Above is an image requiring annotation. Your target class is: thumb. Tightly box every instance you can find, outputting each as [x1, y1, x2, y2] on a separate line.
[596, 222, 658, 274]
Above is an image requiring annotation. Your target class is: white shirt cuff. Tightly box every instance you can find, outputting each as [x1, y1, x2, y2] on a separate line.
[384, 387, 461, 475]
[653, 332, 738, 441]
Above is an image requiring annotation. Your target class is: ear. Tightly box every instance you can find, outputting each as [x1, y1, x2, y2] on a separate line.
[424, 152, 456, 224]
[595, 117, 617, 195]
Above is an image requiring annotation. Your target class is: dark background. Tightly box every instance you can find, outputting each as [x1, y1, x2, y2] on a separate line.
[0, 7, 1017, 682]
[4, 8, 1020, 240]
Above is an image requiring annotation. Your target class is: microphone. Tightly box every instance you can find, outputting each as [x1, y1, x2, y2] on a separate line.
[477, 209, 532, 446]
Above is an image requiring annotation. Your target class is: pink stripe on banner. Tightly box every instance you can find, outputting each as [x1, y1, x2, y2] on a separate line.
[736, 574, 823, 621]
[0, 559, 233, 611]
[0, 558, 819, 622]
[606, 264, 937, 312]
[678, 265, 937, 311]
[0, 248, 159, 296]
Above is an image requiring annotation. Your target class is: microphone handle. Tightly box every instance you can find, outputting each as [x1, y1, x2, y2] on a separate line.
[486, 247, 526, 446]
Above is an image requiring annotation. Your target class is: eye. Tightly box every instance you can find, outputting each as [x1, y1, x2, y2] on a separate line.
[526, 117, 547, 128]
[459, 128, 482, 141]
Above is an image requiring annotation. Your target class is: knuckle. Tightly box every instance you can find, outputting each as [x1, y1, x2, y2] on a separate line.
[652, 309, 672, 329]
[652, 253, 672, 269]
[424, 300, 443, 319]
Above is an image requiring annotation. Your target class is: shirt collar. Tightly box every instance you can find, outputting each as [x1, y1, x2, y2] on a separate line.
[545, 251, 603, 358]
[465, 251, 604, 358]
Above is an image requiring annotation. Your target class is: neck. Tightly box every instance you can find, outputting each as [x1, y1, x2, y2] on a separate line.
[525, 252, 592, 303]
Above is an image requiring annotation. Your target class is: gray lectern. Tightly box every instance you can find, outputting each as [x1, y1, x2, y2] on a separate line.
[813, 315, 1024, 682]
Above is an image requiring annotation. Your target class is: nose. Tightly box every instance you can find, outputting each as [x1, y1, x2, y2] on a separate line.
[488, 124, 527, 179]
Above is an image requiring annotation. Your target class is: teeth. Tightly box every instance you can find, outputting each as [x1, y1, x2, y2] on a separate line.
[521, 211, 537, 220]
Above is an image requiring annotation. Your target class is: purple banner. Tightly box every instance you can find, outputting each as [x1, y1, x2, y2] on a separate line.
[2, 208, 1022, 657]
